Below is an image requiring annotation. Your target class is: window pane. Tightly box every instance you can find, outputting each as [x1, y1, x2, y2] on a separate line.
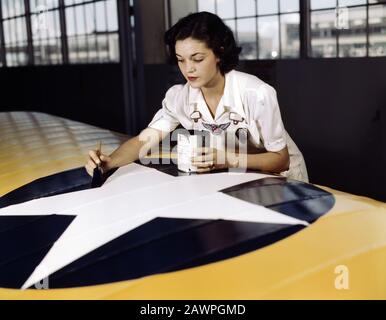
[14, 0, 25, 17]
[15, 17, 27, 42]
[65, 1, 119, 64]
[3, 20, 12, 44]
[95, 1, 107, 32]
[108, 33, 119, 62]
[258, 0, 278, 15]
[311, 10, 337, 57]
[338, 0, 366, 7]
[280, 0, 299, 13]
[47, 10, 61, 38]
[217, 0, 235, 19]
[85, 3, 95, 34]
[338, 6, 367, 57]
[68, 36, 78, 62]
[258, 15, 279, 59]
[30, 0, 59, 13]
[369, 4, 386, 56]
[97, 34, 108, 62]
[75, 5, 85, 35]
[311, 0, 337, 10]
[106, 0, 118, 31]
[65, 7, 76, 36]
[236, 0, 256, 17]
[237, 18, 257, 59]
[32, 12, 47, 39]
[32, 7, 62, 65]
[281, 13, 300, 58]
[77, 35, 88, 62]
[87, 34, 98, 62]
[1, 0, 9, 19]
[198, 0, 215, 13]
[34, 38, 62, 65]
[224, 19, 236, 36]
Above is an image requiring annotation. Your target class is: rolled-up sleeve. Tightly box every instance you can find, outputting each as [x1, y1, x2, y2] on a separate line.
[248, 84, 287, 152]
[148, 85, 182, 133]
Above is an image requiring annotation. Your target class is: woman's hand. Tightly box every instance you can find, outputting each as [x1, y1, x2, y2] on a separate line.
[191, 147, 239, 173]
[85, 150, 112, 177]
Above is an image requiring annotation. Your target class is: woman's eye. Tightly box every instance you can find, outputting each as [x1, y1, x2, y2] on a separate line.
[177, 60, 184, 63]
[194, 59, 203, 62]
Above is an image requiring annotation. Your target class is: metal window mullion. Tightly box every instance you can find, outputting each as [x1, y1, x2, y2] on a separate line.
[117, 0, 137, 134]
[37, 12, 42, 64]
[278, 0, 282, 58]
[24, 0, 34, 65]
[0, 0, 7, 66]
[104, 0, 111, 61]
[82, 3, 90, 62]
[11, 1, 18, 65]
[59, 0, 69, 64]
[366, 1, 369, 57]
[13, 17, 20, 65]
[300, 0, 311, 58]
[93, 1, 100, 62]
[44, 11, 55, 65]
[336, 0, 339, 57]
[256, 0, 259, 59]
[72, 4, 80, 62]
[53, 9, 61, 64]
[233, 0, 238, 43]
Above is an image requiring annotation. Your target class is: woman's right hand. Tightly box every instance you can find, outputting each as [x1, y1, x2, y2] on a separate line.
[85, 150, 112, 177]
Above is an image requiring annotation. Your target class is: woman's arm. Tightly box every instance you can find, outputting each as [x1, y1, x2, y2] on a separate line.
[243, 146, 290, 173]
[192, 146, 290, 174]
[85, 127, 167, 176]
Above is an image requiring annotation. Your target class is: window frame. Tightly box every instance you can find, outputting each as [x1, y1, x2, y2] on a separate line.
[0, 0, 121, 67]
[195, 0, 386, 60]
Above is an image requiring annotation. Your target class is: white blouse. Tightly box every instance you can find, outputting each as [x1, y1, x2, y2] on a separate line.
[148, 69, 308, 182]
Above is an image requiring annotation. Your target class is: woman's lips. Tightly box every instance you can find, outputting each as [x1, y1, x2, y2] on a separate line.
[188, 76, 198, 81]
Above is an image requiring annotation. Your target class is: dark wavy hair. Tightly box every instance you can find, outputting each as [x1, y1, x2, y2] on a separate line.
[164, 12, 241, 75]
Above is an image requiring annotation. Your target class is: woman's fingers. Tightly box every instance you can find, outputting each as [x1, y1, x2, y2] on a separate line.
[191, 154, 214, 163]
[196, 166, 213, 173]
[100, 154, 111, 162]
[195, 147, 213, 155]
[86, 150, 110, 177]
[89, 150, 101, 165]
[85, 160, 96, 176]
[192, 160, 214, 168]
[87, 159, 97, 169]
[85, 165, 94, 177]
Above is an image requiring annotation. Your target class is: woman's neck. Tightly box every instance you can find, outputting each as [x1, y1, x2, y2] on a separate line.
[200, 70, 225, 100]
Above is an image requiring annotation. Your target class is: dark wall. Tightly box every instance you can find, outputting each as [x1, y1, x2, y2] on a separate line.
[276, 58, 385, 201]
[0, 64, 126, 133]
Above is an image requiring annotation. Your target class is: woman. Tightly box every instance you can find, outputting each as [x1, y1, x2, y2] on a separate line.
[85, 12, 308, 182]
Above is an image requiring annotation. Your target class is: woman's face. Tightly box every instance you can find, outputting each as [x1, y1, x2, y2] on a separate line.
[175, 37, 221, 89]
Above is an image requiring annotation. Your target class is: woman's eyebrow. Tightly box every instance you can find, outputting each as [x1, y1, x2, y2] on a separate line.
[175, 52, 206, 57]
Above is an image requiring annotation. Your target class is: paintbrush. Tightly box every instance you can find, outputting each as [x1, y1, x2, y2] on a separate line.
[90, 140, 104, 188]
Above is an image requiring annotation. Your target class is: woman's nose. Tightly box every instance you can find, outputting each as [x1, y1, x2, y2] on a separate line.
[186, 62, 195, 73]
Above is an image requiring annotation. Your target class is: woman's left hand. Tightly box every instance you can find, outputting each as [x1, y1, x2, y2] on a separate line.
[191, 147, 238, 173]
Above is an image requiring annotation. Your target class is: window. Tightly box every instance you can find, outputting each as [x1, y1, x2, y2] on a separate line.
[30, 0, 62, 65]
[310, 0, 386, 57]
[1, 0, 29, 66]
[197, 0, 300, 60]
[65, 0, 119, 63]
[369, 1, 386, 56]
[0, 0, 120, 67]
